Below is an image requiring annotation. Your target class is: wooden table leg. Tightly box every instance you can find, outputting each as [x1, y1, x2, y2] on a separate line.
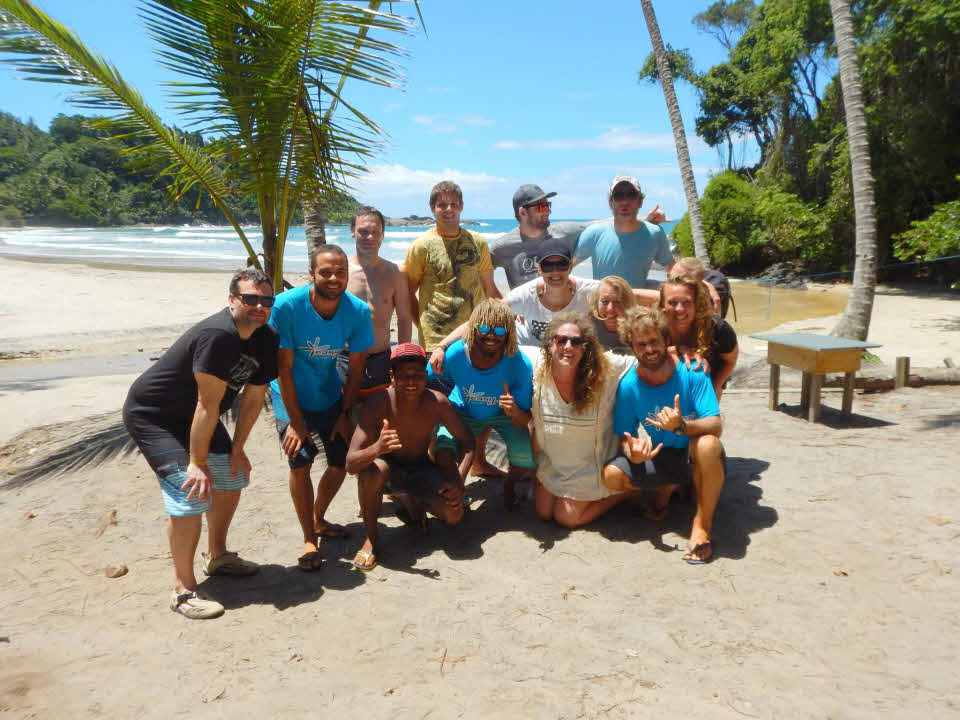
[842, 371, 855, 416]
[808, 374, 822, 422]
[769, 363, 781, 410]
[800, 372, 811, 410]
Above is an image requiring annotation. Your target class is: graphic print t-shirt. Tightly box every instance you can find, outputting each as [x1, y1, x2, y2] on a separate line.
[506, 277, 600, 346]
[489, 222, 587, 288]
[428, 340, 533, 420]
[268, 285, 374, 414]
[404, 228, 494, 351]
[126, 308, 279, 421]
[613, 361, 719, 449]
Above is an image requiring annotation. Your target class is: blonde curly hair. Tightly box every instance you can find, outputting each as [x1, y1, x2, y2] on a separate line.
[658, 273, 715, 356]
[464, 299, 519, 357]
[588, 275, 637, 323]
[537, 312, 609, 413]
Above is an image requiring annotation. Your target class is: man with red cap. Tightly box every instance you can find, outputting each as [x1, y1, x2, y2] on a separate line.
[345, 342, 475, 572]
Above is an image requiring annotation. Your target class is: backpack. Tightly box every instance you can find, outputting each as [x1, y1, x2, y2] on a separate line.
[704, 268, 736, 321]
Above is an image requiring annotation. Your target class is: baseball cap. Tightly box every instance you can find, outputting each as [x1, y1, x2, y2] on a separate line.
[609, 175, 643, 197]
[390, 342, 427, 366]
[536, 238, 573, 263]
[512, 184, 557, 212]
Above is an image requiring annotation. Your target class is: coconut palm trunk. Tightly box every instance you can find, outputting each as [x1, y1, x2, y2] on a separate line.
[829, 0, 877, 341]
[303, 197, 328, 263]
[639, 0, 711, 267]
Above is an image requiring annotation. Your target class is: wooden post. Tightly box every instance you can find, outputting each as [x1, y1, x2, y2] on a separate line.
[842, 372, 855, 416]
[769, 364, 781, 411]
[800, 372, 811, 410]
[895, 356, 910, 388]
[808, 374, 822, 422]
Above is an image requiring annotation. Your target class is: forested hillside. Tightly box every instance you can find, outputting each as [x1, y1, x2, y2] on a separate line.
[0, 112, 360, 228]
[653, 0, 958, 282]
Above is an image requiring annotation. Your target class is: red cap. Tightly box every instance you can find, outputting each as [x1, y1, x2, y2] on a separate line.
[390, 342, 427, 365]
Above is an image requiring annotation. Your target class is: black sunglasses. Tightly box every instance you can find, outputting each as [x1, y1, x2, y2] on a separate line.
[539, 258, 570, 272]
[612, 190, 640, 201]
[238, 293, 275, 308]
[553, 334, 584, 347]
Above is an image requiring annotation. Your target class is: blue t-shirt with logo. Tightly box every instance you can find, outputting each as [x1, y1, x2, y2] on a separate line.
[268, 284, 374, 416]
[574, 220, 673, 286]
[613, 361, 719, 449]
[430, 339, 533, 420]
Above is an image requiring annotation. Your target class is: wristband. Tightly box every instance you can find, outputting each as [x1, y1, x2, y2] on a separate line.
[675, 418, 687, 436]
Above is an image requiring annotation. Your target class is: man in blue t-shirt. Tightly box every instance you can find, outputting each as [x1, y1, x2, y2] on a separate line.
[431, 298, 536, 509]
[603, 307, 724, 564]
[269, 244, 375, 570]
[574, 175, 675, 288]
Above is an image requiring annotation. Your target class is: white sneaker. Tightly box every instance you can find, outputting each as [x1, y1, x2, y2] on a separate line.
[170, 590, 224, 619]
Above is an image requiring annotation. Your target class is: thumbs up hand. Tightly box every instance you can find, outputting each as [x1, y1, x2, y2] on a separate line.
[377, 417, 403, 455]
[498, 381, 518, 420]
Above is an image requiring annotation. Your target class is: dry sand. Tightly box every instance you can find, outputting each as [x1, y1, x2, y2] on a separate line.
[1, 258, 959, 718]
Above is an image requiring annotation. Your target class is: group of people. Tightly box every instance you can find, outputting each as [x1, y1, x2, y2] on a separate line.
[123, 175, 738, 620]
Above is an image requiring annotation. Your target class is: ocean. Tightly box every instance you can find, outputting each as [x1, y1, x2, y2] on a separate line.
[0, 219, 679, 278]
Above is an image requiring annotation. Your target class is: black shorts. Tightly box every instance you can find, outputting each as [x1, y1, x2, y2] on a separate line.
[384, 456, 450, 500]
[275, 398, 348, 470]
[123, 406, 232, 474]
[425, 351, 455, 396]
[606, 446, 692, 489]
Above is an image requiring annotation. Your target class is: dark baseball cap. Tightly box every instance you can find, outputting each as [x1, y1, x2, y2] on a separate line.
[390, 342, 427, 367]
[512, 184, 557, 212]
[536, 238, 573, 263]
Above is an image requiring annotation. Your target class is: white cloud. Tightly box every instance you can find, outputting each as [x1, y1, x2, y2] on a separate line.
[461, 115, 494, 127]
[411, 113, 492, 134]
[493, 126, 710, 155]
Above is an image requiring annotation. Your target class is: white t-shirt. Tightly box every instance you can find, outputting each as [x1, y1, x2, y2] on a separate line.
[506, 277, 601, 346]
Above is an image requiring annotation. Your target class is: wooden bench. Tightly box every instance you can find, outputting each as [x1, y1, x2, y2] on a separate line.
[749, 332, 881, 422]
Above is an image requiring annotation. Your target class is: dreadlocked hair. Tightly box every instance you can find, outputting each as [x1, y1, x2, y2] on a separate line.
[465, 299, 519, 357]
[659, 273, 715, 356]
[537, 312, 609, 413]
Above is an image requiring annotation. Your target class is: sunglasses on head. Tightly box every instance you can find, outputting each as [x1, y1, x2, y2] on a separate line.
[538, 258, 570, 272]
[525, 200, 551, 212]
[238, 293, 275, 308]
[553, 334, 584, 347]
[475, 324, 507, 336]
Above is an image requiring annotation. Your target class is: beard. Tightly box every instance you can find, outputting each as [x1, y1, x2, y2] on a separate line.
[313, 281, 344, 300]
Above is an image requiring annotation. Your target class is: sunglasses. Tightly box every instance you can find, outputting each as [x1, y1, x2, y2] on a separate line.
[475, 324, 507, 336]
[612, 190, 640, 201]
[237, 293, 275, 308]
[553, 334, 585, 347]
[525, 200, 552, 212]
[538, 258, 570, 272]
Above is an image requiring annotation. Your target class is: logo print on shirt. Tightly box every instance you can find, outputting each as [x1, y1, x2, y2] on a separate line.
[300, 337, 340, 358]
[227, 354, 261, 391]
[460, 384, 499, 406]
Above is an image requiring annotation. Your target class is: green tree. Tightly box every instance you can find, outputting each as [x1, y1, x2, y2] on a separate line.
[0, 0, 418, 288]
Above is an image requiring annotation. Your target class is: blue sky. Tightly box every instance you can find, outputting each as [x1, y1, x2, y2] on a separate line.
[0, 0, 743, 219]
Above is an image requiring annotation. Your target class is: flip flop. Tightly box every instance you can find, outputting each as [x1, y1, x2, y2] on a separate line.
[683, 542, 713, 565]
[297, 551, 324, 572]
[352, 549, 377, 572]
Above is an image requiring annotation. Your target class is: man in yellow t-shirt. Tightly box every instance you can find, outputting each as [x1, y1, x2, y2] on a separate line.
[404, 181, 501, 353]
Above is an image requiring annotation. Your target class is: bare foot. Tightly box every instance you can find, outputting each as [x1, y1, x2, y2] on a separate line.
[314, 520, 349, 539]
[471, 460, 507, 478]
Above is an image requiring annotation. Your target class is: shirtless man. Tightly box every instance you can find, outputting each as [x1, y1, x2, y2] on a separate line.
[345, 343, 475, 571]
[340, 206, 413, 401]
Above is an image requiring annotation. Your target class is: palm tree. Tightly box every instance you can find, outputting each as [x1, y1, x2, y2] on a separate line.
[828, 0, 877, 341]
[0, 0, 417, 290]
[639, 0, 711, 267]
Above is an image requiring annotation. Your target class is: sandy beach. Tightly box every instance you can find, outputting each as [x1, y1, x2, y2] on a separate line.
[1, 257, 959, 718]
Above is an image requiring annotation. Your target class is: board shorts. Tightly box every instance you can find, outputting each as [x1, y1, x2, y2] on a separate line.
[383, 455, 450, 500]
[605, 446, 693, 489]
[434, 411, 536, 469]
[123, 408, 247, 517]
[425, 350, 456, 397]
[270, 390, 348, 470]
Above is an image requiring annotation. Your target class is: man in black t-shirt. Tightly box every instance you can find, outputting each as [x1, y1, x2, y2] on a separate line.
[123, 268, 279, 620]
